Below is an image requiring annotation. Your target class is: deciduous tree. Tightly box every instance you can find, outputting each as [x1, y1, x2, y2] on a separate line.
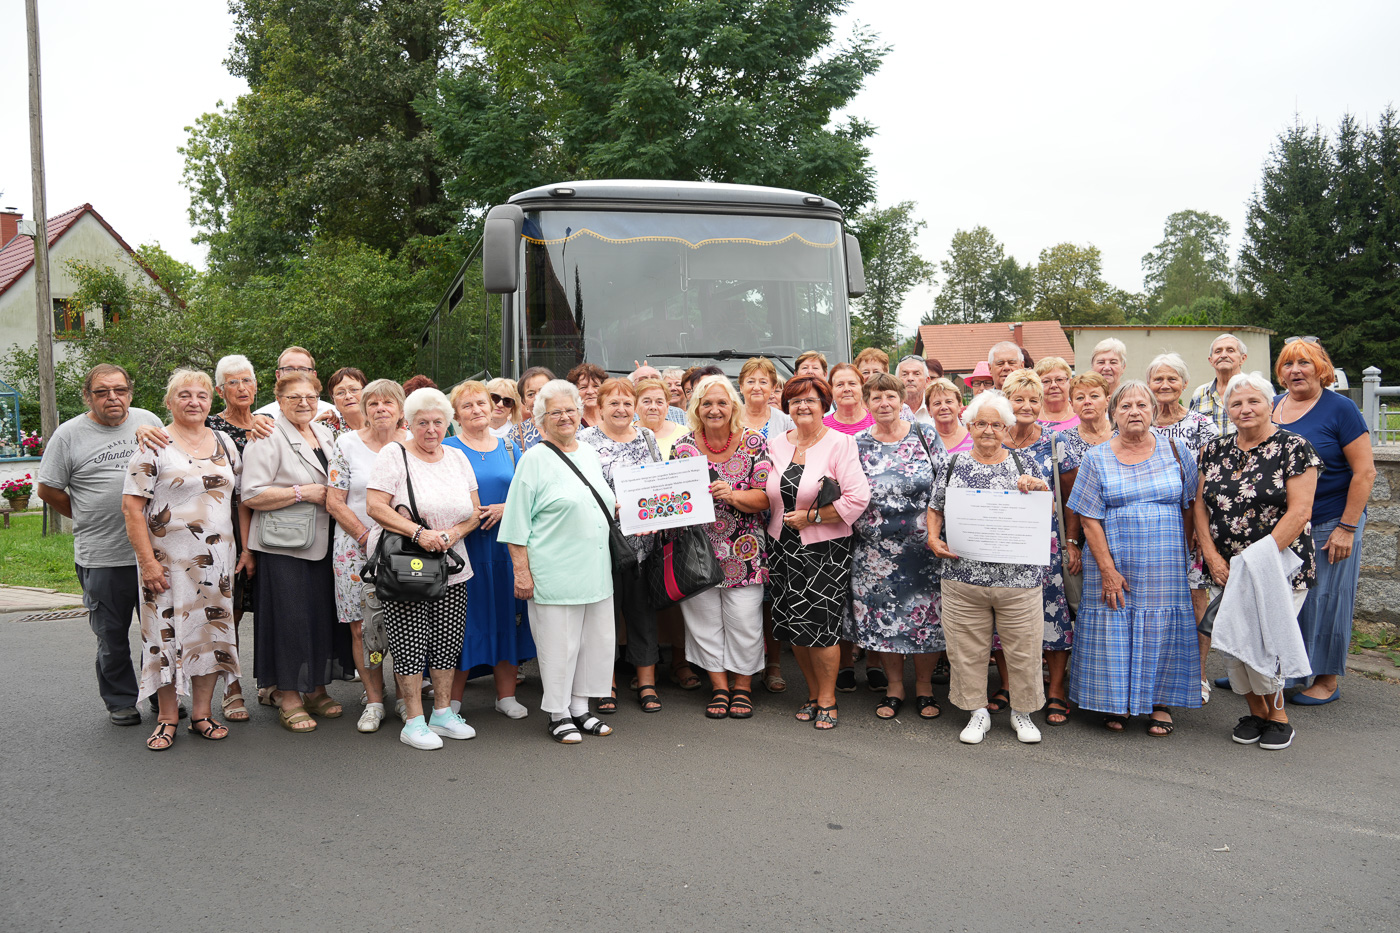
[1141, 209, 1231, 315]
[849, 202, 932, 353]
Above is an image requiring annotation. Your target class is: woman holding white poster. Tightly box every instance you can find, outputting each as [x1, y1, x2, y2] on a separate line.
[671, 375, 774, 720]
[927, 392, 1050, 747]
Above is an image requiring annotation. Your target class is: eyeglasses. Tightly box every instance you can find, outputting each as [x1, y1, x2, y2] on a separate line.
[543, 408, 578, 421]
[490, 394, 516, 409]
[277, 365, 316, 374]
[788, 397, 823, 409]
[279, 394, 319, 405]
[221, 377, 256, 389]
[1284, 336, 1319, 345]
[331, 386, 362, 399]
[969, 420, 1006, 431]
[89, 386, 132, 399]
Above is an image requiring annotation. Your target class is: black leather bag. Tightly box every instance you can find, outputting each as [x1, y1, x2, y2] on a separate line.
[810, 475, 842, 520]
[645, 525, 724, 610]
[363, 445, 464, 603]
[1197, 589, 1223, 637]
[545, 441, 639, 577]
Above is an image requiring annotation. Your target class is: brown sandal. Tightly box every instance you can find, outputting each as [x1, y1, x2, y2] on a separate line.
[302, 692, 343, 718]
[279, 706, 317, 733]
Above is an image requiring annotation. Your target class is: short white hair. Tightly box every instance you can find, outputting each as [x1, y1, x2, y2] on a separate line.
[1211, 333, 1248, 357]
[896, 356, 929, 376]
[214, 354, 254, 387]
[988, 341, 1021, 364]
[1146, 352, 1189, 385]
[533, 379, 583, 423]
[1222, 371, 1274, 408]
[961, 391, 1014, 427]
[660, 368, 685, 381]
[403, 387, 453, 425]
[1091, 337, 1127, 364]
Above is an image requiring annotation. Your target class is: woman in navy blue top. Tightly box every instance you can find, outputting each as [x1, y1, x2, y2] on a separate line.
[1270, 339, 1377, 705]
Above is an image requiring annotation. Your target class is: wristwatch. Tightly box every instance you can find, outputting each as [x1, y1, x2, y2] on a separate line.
[812, 509, 823, 524]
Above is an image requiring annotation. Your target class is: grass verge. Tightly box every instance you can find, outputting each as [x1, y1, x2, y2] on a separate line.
[0, 512, 79, 592]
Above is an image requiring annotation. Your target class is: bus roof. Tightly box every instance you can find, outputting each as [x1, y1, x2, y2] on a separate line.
[506, 179, 847, 221]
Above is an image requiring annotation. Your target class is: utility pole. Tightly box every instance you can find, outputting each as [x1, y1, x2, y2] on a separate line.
[27, 0, 57, 444]
[28, 0, 59, 537]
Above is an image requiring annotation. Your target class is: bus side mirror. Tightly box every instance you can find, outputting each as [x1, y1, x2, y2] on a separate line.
[845, 233, 866, 298]
[483, 204, 524, 294]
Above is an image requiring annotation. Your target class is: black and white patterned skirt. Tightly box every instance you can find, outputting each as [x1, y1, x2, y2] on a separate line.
[769, 532, 853, 649]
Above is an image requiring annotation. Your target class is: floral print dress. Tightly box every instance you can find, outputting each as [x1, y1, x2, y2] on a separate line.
[1003, 428, 1078, 650]
[849, 424, 946, 653]
[123, 433, 242, 702]
[671, 429, 773, 587]
[578, 425, 661, 561]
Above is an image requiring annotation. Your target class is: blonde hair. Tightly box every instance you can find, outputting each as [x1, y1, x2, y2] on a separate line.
[1000, 368, 1044, 400]
[163, 368, 214, 410]
[448, 379, 490, 411]
[924, 377, 961, 407]
[794, 350, 829, 374]
[1034, 356, 1072, 380]
[1069, 371, 1109, 396]
[739, 356, 778, 386]
[854, 347, 889, 371]
[486, 377, 523, 425]
[686, 374, 744, 436]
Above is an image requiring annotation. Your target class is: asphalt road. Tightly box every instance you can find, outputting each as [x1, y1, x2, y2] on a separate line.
[2, 612, 1397, 933]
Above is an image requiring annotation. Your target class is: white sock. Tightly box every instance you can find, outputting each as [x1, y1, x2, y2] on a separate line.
[431, 705, 451, 719]
[569, 695, 590, 718]
[495, 696, 528, 719]
[365, 701, 384, 712]
[449, 699, 461, 715]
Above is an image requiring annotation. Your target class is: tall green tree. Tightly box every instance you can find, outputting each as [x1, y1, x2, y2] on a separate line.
[926, 226, 1032, 324]
[182, 0, 463, 278]
[430, 0, 887, 218]
[848, 202, 932, 353]
[1141, 209, 1232, 315]
[1032, 243, 1127, 326]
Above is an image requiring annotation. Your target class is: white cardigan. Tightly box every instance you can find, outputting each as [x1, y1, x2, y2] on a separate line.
[1214, 536, 1312, 685]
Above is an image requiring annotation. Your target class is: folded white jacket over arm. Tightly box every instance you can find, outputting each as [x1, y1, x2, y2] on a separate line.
[1214, 536, 1311, 684]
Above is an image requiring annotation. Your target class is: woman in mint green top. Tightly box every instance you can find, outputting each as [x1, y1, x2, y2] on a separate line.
[499, 379, 617, 744]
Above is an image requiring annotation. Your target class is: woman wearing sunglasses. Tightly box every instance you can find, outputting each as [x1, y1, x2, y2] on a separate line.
[485, 378, 522, 440]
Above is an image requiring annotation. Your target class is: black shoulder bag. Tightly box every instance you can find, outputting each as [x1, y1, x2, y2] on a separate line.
[363, 444, 463, 603]
[545, 441, 639, 577]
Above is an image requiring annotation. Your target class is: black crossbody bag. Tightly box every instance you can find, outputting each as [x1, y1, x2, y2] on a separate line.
[545, 441, 639, 577]
[363, 445, 463, 602]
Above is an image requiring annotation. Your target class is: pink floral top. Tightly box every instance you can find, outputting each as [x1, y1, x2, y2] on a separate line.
[671, 429, 773, 587]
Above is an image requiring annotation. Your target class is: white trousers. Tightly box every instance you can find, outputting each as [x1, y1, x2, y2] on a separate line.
[679, 584, 765, 676]
[528, 597, 616, 714]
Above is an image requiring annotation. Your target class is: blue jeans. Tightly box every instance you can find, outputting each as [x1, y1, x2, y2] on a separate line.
[1294, 514, 1366, 680]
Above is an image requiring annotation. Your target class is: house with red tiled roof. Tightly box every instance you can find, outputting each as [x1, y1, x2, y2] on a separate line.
[0, 204, 166, 359]
[914, 321, 1075, 380]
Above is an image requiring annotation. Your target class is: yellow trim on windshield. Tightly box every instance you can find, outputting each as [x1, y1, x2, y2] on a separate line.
[522, 228, 838, 250]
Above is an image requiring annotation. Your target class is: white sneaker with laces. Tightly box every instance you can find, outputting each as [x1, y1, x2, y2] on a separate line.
[1010, 710, 1042, 744]
[959, 708, 992, 744]
[428, 708, 477, 740]
[399, 715, 443, 750]
[394, 698, 408, 723]
[357, 702, 385, 733]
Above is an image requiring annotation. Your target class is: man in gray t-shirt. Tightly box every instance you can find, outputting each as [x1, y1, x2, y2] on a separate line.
[36, 364, 162, 725]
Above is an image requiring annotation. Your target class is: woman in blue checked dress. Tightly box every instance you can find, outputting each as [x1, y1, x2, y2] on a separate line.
[1066, 381, 1200, 736]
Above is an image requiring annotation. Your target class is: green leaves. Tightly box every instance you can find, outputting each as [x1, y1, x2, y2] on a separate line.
[849, 202, 933, 353]
[1141, 210, 1232, 316]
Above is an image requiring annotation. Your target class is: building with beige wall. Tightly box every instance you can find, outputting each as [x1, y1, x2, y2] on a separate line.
[1067, 325, 1276, 394]
[0, 204, 164, 362]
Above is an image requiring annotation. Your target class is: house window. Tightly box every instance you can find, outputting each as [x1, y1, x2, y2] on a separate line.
[52, 298, 85, 339]
[102, 303, 121, 327]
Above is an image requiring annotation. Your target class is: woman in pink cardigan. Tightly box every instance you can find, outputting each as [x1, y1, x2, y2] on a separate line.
[765, 375, 872, 730]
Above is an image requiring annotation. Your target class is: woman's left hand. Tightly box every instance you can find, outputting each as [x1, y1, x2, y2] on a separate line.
[235, 549, 256, 578]
[1016, 474, 1048, 494]
[416, 527, 450, 552]
[478, 503, 505, 530]
[1324, 524, 1355, 564]
[1064, 541, 1082, 575]
[782, 509, 810, 531]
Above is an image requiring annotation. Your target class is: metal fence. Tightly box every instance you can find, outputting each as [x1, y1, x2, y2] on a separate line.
[1362, 367, 1400, 444]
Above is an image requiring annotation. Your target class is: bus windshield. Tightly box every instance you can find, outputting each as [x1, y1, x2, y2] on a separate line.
[519, 209, 848, 377]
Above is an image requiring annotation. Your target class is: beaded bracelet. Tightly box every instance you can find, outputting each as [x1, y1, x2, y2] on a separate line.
[293, 484, 302, 503]
[1339, 521, 1357, 531]
[412, 527, 423, 545]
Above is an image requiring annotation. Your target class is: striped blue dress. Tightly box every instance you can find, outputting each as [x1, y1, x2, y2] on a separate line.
[1066, 438, 1201, 716]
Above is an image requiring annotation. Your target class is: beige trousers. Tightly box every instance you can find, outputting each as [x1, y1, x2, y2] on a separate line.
[941, 578, 1045, 713]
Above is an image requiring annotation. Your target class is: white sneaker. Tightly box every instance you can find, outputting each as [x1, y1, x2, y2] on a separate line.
[495, 696, 528, 719]
[428, 708, 477, 740]
[399, 715, 443, 750]
[1010, 710, 1042, 744]
[959, 708, 992, 744]
[357, 702, 385, 733]
[394, 698, 408, 723]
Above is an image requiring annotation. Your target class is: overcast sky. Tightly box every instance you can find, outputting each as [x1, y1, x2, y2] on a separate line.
[2, 1, 1397, 336]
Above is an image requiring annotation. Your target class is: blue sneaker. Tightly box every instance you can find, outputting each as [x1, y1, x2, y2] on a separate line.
[399, 715, 443, 750]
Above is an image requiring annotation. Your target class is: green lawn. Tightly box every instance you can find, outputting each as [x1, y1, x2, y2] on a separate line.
[0, 512, 79, 592]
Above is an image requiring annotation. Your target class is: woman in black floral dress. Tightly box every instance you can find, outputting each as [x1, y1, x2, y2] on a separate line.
[1194, 372, 1321, 751]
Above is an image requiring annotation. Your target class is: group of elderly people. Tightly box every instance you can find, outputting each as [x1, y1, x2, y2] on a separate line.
[49, 327, 1375, 755]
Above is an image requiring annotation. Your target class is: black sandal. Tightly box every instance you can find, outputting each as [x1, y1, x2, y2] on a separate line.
[916, 695, 941, 719]
[813, 703, 839, 730]
[1103, 714, 1128, 732]
[728, 688, 754, 719]
[986, 689, 1010, 712]
[794, 698, 818, 722]
[548, 717, 582, 743]
[597, 687, 618, 715]
[705, 688, 731, 719]
[637, 685, 662, 714]
[875, 695, 903, 719]
[1045, 696, 1071, 727]
[145, 721, 177, 751]
[1147, 705, 1175, 737]
[187, 717, 228, 741]
[573, 713, 613, 736]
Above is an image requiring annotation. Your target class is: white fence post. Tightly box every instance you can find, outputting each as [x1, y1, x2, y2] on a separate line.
[1363, 366, 1381, 443]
